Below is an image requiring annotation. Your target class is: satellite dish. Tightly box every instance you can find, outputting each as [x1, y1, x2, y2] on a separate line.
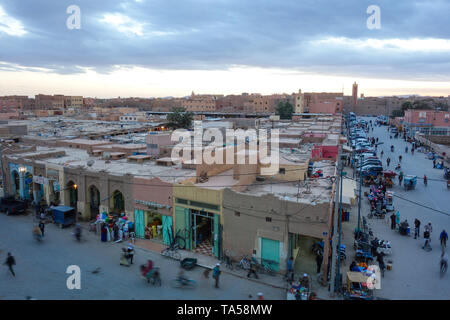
[87, 160, 95, 167]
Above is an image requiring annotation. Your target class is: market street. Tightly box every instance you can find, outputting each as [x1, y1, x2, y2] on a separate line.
[341, 117, 450, 300]
[0, 213, 285, 300]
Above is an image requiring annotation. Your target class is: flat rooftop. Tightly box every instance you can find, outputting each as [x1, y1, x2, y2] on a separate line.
[239, 160, 335, 204]
[9, 146, 195, 183]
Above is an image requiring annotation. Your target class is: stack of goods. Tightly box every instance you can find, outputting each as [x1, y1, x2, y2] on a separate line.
[310, 169, 323, 178]
[288, 282, 309, 300]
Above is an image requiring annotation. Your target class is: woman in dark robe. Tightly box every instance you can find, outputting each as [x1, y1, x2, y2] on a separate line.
[101, 223, 107, 242]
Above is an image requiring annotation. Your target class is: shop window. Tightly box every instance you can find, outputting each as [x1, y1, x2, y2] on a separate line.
[279, 168, 286, 174]
[266, 217, 272, 222]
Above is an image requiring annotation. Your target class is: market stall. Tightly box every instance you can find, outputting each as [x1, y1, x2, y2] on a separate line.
[344, 271, 375, 300]
[92, 212, 135, 243]
[287, 274, 312, 300]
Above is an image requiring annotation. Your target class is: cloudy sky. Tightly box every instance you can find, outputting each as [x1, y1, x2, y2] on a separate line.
[0, 0, 449, 98]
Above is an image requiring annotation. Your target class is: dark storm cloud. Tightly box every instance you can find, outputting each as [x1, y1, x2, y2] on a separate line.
[0, 0, 449, 79]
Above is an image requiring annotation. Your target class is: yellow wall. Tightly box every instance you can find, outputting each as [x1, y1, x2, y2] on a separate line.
[173, 184, 223, 222]
[273, 165, 308, 181]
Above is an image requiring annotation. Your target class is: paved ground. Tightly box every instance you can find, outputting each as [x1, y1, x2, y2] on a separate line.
[341, 117, 450, 300]
[0, 213, 285, 300]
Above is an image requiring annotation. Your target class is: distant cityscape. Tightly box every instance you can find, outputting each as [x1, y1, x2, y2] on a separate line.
[1, 82, 449, 123]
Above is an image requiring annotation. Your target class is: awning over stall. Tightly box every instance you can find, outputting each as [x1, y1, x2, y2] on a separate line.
[341, 178, 357, 205]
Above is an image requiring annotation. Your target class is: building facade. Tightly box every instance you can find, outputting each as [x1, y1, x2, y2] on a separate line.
[403, 109, 450, 137]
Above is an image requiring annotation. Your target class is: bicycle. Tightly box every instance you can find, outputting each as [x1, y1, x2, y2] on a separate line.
[173, 229, 190, 250]
[221, 250, 234, 270]
[235, 255, 251, 271]
[171, 277, 197, 289]
[261, 259, 276, 276]
[161, 243, 181, 260]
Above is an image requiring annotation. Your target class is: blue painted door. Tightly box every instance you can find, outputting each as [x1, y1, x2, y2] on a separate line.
[213, 214, 219, 258]
[261, 237, 280, 271]
[134, 209, 145, 239]
[162, 215, 173, 245]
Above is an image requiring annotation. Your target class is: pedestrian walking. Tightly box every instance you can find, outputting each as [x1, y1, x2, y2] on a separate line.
[380, 150, 384, 159]
[395, 211, 400, 229]
[286, 256, 294, 281]
[398, 171, 404, 186]
[390, 212, 396, 230]
[386, 157, 391, 167]
[247, 260, 259, 279]
[423, 230, 431, 250]
[316, 253, 323, 274]
[405, 146, 408, 153]
[4, 252, 16, 277]
[433, 159, 436, 168]
[398, 155, 402, 163]
[212, 263, 221, 288]
[411, 148, 414, 155]
[440, 230, 448, 249]
[425, 222, 433, 234]
[38, 221, 45, 236]
[129, 230, 136, 244]
[414, 218, 421, 239]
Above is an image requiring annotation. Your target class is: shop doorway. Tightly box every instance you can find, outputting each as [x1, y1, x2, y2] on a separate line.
[24, 172, 33, 201]
[144, 211, 163, 241]
[293, 235, 321, 277]
[191, 209, 214, 257]
[11, 170, 19, 198]
[89, 185, 100, 220]
[66, 181, 78, 209]
[111, 190, 124, 214]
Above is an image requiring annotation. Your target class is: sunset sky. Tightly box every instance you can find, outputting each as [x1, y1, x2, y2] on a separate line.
[1, 0, 449, 98]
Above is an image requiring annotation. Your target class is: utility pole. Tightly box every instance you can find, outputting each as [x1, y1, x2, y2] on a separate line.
[329, 145, 342, 296]
[336, 160, 344, 292]
[357, 153, 363, 231]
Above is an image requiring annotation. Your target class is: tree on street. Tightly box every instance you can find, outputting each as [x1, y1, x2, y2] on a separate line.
[167, 107, 194, 129]
[275, 101, 294, 120]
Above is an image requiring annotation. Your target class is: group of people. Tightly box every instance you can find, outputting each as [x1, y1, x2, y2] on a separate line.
[98, 213, 136, 244]
[368, 183, 389, 214]
[390, 214, 448, 253]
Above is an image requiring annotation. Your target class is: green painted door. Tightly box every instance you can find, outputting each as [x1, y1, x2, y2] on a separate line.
[134, 209, 145, 239]
[261, 237, 280, 271]
[162, 215, 173, 245]
[175, 206, 191, 250]
[175, 206, 185, 235]
[213, 214, 219, 258]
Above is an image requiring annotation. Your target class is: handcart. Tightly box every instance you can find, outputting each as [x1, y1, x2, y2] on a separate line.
[180, 258, 198, 270]
[403, 175, 417, 190]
